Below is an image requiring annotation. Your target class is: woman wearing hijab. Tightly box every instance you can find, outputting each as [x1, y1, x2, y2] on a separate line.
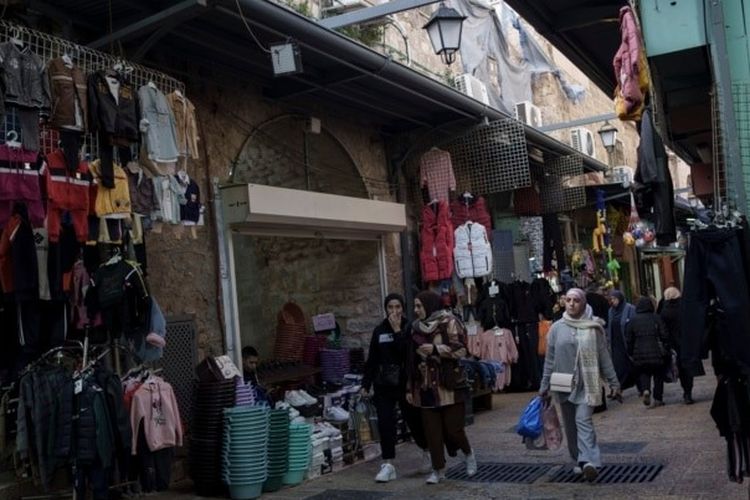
[607, 290, 637, 390]
[659, 287, 702, 404]
[407, 291, 476, 485]
[362, 293, 429, 482]
[540, 288, 621, 482]
[625, 297, 671, 408]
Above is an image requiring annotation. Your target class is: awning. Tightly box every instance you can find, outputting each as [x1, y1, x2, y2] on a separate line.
[220, 183, 406, 240]
[28, 0, 608, 171]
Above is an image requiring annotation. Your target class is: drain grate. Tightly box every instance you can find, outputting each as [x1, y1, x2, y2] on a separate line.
[548, 463, 663, 484]
[599, 442, 648, 454]
[305, 491, 390, 500]
[446, 463, 551, 484]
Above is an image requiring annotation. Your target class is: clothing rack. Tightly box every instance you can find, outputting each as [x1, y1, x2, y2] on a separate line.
[0, 21, 185, 157]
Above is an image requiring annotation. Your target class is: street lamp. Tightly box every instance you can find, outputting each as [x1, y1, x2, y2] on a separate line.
[598, 120, 618, 176]
[423, 3, 466, 65]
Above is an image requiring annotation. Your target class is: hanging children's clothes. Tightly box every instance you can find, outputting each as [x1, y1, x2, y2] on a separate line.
[454, 221, 492, 278]
[138, 84, 179, 165]
[176, 170, 200, 225]
[480, 327, 518, 389]
[450, 194, 492, 231]
[46, 56, 88, 132]
[419, 201, 453, 282]
[419, 148, 456, 202]
[166, 91, 199, 159]
[0, 146, 44, 228]
[130, 377, 183, 453]
[152, 175, 186, 225]
[126, 161, 158, 217]
[43, 149, 91, 242]
[0, 204, 38, 299]
[90, 159, 132, 218]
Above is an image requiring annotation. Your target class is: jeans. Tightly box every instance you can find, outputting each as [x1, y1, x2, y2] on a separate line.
[681, 229, 750, 375]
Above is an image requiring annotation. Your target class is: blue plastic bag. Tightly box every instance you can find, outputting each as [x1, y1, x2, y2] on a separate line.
[516, 396, 544, 438]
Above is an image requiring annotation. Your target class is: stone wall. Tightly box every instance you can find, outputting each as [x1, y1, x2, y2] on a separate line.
[144, 79, 402, 359]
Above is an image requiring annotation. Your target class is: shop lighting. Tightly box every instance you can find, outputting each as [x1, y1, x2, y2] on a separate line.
[597, 120, 618, 152]
[423, 3, 466, 65]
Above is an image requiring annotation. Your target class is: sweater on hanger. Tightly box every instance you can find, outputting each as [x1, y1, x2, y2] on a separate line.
[130, 377, 183, 453]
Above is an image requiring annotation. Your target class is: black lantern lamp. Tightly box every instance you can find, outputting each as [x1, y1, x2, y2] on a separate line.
[423, 3, 466, 65]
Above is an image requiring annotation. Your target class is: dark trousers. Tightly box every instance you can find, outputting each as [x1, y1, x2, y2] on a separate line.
[421, 403, 471, 470]
[681, 229, 750, 375]
[639, 367, 665, 402]
[135, 426, 174, 492]
[75, 464, 110, 500]
[98, 137, 132, 189]
[373, 389, 427, 459]
[679, 370, 694, 397]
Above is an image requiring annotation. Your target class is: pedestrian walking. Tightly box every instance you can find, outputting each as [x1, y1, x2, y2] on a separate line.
[625, 297, 671, 408]
[607, 290, 638, 390]
[540, 288, 621, 482]
[362, 293, 429, 483]
[407, 291, 476, 485]
[659, 287, 703, 404]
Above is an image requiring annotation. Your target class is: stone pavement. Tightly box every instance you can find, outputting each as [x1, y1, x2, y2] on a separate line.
[157, 362, 749, 500]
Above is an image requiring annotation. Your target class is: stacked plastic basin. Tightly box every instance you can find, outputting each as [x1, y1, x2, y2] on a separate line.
[283, 422, 312, 486]
[222, 406, 270, 500]
[262, 408, 290, 492]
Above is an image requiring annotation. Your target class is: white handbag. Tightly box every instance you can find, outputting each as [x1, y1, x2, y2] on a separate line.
[550, 372, 574, 393]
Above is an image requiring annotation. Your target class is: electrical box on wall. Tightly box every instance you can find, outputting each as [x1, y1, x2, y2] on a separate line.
[270, 42, 303, 76]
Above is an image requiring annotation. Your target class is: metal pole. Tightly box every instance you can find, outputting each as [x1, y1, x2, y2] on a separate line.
[213, 178, 239, 361]
[319, 0, 441, 29]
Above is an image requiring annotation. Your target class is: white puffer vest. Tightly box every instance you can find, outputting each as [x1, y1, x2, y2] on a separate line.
[454, 222, 493, 278]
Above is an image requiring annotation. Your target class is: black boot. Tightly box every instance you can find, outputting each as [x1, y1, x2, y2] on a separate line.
[683, 393, 694, 405]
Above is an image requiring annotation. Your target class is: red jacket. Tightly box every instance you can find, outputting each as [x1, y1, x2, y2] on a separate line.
[420, 201, 453, 282]
[43, 149, 92, 242]
[450, 195, 492, 231]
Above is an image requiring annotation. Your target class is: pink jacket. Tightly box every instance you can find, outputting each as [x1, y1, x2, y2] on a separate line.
[131, 377, 183, 453]
[613, 6, 643, 115]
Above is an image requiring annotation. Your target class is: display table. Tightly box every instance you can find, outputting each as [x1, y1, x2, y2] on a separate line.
[258, 365, 320, 385]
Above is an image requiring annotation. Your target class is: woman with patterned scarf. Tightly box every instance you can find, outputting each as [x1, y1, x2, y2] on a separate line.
[539, 288, 621, 482]
[407, 291, 476, 485]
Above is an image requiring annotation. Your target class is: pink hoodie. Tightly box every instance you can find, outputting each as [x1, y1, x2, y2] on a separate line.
[131, 377, 184, 453]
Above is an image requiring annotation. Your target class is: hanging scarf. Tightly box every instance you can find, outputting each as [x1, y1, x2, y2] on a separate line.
[563, 305, 604, 407]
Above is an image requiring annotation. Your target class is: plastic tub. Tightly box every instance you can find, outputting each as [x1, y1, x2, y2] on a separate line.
[228, 482, 263, 500]
[282, 469, 306, 485]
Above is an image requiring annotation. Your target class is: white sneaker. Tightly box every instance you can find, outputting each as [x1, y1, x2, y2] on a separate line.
[425, 469, 445, 485]
[325, 406, 350, 422]
[465, 452, 477, 477]
[420, 450, 432, 474]
[285, 390, 308, 407]
[375, 463, 397, 483]
[288, 407, 300, 419]
[298, 390, 318, 405]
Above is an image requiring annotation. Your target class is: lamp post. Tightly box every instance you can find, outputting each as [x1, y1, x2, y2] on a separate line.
[597, 120, 618, 177]
[423, 3, 466, 65]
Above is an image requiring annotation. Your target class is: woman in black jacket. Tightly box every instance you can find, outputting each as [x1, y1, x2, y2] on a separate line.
[626, 297, 671, 408]
[362, 293, 428, 483]
[660, 287, 703, 404]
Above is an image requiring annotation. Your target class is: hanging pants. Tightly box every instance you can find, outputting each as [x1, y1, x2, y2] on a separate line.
[373, 389, 427, 460]
[559, 398, 601, 467]
[421, 402, 471, 470]
[681, 229, 750, 375]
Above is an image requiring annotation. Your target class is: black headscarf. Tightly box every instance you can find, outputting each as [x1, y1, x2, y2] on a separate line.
[636, 297, 655, 313]
[415, 291, 442, 318]
[383, 293, 405, 313]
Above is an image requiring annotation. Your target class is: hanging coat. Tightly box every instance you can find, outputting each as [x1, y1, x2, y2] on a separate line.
[138, 85, 179, 164]
[419, 202, 453, 282]
[613, 6, 645, 118]
[454, 222, 492, 278]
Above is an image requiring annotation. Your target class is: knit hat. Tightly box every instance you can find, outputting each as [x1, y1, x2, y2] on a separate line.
[146, 332, 166, 348]
[415, 291, 442, 317]
[383, 293, 405, 312]
[566, 287, 587, 304]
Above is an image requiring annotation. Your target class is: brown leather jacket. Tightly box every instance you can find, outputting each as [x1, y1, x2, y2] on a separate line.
[47, 57, 88, 131]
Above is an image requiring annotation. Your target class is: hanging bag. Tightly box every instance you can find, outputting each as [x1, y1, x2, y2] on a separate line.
[542, 398, 562, 450]
[664, 349, 679, 383]
[516, 396, 544, 439]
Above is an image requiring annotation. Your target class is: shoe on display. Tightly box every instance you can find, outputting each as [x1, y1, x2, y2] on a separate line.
[465, 452, 477, 477]
[420, 450, 432, 474]
[642, 390, 651, 406]
[285, 390, 308, 407]
[291, 416, 306, 424]
[298, 390, 318, 405]
[375, 463, 397, 483]
[325, 406, 350, 422]
[582, 463, 598, 482]
[425, 469, 445, 485]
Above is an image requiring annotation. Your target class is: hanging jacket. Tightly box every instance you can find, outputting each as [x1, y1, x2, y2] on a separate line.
[166, 91, 199, 159]
[0, 42, 50, 110]
[454, 222, 492, 278]
[625, 297, 671, 368]
[450, 195, 492, 231]
[43, 149, 91, 242]
[125, 161, 157, 216]
[130, 377, 183, 453]
[419, 202, 453, 282]
[0, 147, 45, 229]
[46, 57, 87, 131]
[87, 70, 139, 142]
[86, 258, 150, 338]
[612, 6, 644, 118]
[90, 159, 132, 217]
[635, 109, 676, 246]
[139, 84, 179, 164]
[152, 175, 186, 224]
[0, 205, 38, 299]
[177, 172, 200, 223]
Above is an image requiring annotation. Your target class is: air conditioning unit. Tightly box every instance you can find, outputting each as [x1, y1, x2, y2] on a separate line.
[570, 127, 596, 159]
[610, 165, 634, 185]
[455, 74, 490, 105]
[515, 101, 543, 127]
